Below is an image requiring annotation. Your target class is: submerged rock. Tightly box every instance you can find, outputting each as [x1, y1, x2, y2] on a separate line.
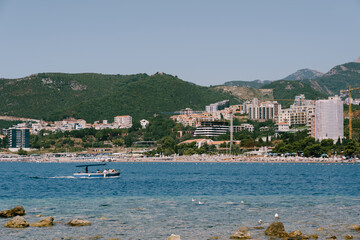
[349, 224, 360, 231]
[4, 216, 29, 228]
[265, 222, 289, 238]
[30, 216, 54, 227]
[345, 235, 354, 239]
[167, 234, 181, 240]
[66, 218, 91, 226]
[289, 230, 302, 238]
[230, 226, 251, 239]
[0, 206, 26, 218]
[89, 236, 102, 240]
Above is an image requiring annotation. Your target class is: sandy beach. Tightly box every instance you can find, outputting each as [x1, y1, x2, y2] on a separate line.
[0, 153, 357, 164]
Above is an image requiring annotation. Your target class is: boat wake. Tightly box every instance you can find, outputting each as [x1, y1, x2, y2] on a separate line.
[30, 175, 121, 179]
[30, 176, 76, 179]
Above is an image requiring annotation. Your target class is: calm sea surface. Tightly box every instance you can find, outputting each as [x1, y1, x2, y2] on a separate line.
[0, 162, 359, 240]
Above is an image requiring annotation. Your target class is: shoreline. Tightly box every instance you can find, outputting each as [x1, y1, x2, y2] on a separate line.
[0, 154, 358, 164]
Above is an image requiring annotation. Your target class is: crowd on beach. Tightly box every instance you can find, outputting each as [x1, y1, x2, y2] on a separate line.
[0, 153, 358, 163]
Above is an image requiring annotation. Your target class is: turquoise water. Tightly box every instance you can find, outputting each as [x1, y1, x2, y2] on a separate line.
[0, 162, 359, 239]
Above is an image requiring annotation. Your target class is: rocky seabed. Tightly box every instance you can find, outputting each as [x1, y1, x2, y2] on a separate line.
[1, 206, 360, 239]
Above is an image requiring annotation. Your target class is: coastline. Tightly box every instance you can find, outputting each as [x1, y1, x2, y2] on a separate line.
[0, 154, 357, 164]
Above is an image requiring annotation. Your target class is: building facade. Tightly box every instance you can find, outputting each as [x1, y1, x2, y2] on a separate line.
[248, 98, 279, 121]
[205, 100, 230, 113]
[314, 96, 344, 142]
[114, 115, 133, 128]
[7, 128, 30, 149]
[276, 95, 315, 127]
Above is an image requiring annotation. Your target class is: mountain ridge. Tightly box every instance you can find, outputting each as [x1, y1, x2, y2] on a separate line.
[282, 68, 324, 81]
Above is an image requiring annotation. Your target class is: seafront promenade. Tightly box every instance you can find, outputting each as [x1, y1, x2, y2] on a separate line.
[0, 154, 356, 163]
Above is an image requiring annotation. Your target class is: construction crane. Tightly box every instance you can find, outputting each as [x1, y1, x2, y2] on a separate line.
[340, 86, 360, 139]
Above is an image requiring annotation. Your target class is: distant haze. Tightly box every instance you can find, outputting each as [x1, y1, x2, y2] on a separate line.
[0, 1, 359, 86]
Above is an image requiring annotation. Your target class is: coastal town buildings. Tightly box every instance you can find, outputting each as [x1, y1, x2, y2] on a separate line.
[114, 115, 133, 128]
[276, 95, 315, 127]
[194, 121, 254, 137]
[205, 100, 230, 113]
[54, 118, 88, 131]
[344, 97, 360, 105]
[3, 114, 134, 137]
[275, 122, 290, 132]
[314, 95, 344, 142]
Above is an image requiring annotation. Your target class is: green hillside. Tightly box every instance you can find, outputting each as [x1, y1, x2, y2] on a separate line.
[223, 80, 271, 89]
[302, 62, 360, 96]
[261, 80, 327, 107]
[0, 72, 238, 122]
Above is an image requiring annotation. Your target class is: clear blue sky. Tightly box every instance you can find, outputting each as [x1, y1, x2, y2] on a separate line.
[0, 0, 359, 86]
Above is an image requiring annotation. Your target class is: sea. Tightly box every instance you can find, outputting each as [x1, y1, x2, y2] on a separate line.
[0, 162, 359, 240]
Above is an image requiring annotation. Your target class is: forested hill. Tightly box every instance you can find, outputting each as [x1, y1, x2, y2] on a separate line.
[0, 72, 238, 122]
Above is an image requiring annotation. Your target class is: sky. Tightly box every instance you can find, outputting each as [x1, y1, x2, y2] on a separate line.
[0, 0, 360, 86]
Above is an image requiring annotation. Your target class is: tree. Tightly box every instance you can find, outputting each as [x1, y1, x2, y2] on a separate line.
[124, 135, 133, 147]
[113, 138, 124, 146]
[17, 148, 28, 155]
[343, 140, 358, 157]
[303, 144, 322, 157]
[231, 144, 241, 155]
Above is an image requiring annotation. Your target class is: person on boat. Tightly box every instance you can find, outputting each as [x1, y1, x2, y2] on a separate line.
[103, 169, 108, 175]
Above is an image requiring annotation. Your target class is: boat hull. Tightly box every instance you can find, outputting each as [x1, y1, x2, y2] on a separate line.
[73, 171, 120, 178]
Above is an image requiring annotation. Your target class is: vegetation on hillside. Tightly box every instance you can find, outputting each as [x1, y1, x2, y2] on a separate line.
[222, 80, 271, 89]
[302, 62, 360, 97]
[0, 72, 238, 122]
[0, 120, 23, 129]
[261, 80, 327, 107]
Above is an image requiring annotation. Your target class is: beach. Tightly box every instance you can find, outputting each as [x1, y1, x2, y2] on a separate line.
[0, 153, 357, 164]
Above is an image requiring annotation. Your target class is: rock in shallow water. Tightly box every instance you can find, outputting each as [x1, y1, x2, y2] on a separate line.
[167, 234, 181, 240]
[30, 216, 54, 227]
[230, 226, 251, 239]
[349, 224, 360, 231]
[265, 222, 289, 238]
[66, 218, 91, 226]
[289, 230, 302, 238]
[4, 216, 29, 228]
[0, 206, 26, 218]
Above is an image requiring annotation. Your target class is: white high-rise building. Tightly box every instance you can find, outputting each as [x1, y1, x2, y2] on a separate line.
[315, 96, 344, 142]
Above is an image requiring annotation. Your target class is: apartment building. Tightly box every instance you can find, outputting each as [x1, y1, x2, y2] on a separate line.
[276, 95, 315, 127]
[7, 128, 30, 150]
[205, 100, 230, 113]
[114, 115, 133, 128]
[314, 96, 344, 142]
[248, 98, 280, 121]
